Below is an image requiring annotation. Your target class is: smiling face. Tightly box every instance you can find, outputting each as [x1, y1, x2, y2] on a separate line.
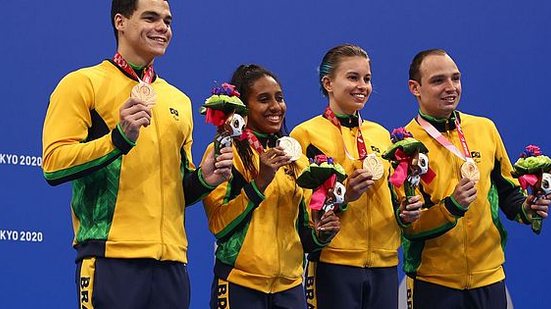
[114, 0, 172, 66]
[245, 75, 286, 134]
[409, 54, 462, 119]
[322, 56, 372, 115]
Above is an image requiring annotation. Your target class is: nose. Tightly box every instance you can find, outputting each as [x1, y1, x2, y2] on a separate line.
[444, 79, 457, 92]
[156, 20, 170, 32]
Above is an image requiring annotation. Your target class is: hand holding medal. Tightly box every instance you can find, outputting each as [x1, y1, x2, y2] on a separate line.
[131, 82, 157, 106]
[276, 136, 302, 162]
[383, 128, 436, 199]
[511, 145, 551, 234]
[200, 83, 248, 157]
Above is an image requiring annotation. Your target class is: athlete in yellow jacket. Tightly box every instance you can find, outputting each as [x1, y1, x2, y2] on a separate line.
[396, 49, 550, 308]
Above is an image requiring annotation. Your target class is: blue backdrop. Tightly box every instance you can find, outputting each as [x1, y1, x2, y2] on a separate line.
[1, 1, 550, 308]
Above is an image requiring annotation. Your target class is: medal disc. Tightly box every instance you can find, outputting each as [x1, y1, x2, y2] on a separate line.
[277, 136, 302, 161]
[363, 153, 384, 180]
[131, 82, 157, 106]
[460, 160, 480, 183]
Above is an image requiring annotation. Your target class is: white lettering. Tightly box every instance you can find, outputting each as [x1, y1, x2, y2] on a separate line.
[0, 229, 44, 243]
[0, 153, 42, 167]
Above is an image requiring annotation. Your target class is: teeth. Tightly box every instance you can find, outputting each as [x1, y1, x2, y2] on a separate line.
[353, 94, 365, 99]
[267, 115, 281, 122]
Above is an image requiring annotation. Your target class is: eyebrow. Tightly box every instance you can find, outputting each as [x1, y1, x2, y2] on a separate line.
[141, 11, 173, 21]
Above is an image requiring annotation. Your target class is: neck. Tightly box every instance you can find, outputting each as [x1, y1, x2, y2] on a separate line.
[117, 47, 154, 68]
[329, 101, 355, 115]
[419, 108, 452, 121]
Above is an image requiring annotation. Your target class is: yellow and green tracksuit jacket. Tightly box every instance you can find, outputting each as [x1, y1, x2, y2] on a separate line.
[395, 111, 530, 289]
[291, 113, 400, 268]
[42, 60, 213, 263]
[202, 133, 329, 293]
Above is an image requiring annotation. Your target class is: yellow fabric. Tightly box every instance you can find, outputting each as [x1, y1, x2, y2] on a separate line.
[291, 115, 400, 268]
[202, 142, 313, 293]
[399, 112, 521, 289]
[43, 61, 194, 263]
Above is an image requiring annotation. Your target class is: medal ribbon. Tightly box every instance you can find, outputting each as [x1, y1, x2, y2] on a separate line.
[323, 106, 368, 161]
[112, 52, 155, 83]
[241, 128, 265, 154]
[416, 113, 471, 162]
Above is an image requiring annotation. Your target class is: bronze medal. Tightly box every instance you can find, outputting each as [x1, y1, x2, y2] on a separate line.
[277, 136, 302, 162]
[363, 153, 384, 180]
[461, 159, 480, 183]
[131, 82, 157, 106]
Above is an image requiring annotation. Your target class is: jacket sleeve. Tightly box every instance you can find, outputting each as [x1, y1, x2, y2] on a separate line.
[180, 123, 215, 206]
[202, 144, 265, 240]
[42, 71, 133, 186]
[297, 189, 331, 253]
[392, 181, 466, 241]
[489, 123, 531, 224]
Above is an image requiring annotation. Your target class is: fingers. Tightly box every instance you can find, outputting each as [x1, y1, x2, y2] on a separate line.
[213, 147, 234, 179]
[399, 195, 424, 223]
[317, 211, 340, 232]
[527, 196, 550, 218]
[453, 179, 477, 208]
[119, 98, 152, 141]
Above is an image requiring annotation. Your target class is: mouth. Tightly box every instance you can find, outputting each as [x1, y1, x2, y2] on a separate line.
[148, 35, 168, 44]
[351, 92, 367, 102]
[265, 114, 283, 123]
[441, 95, 457, 103]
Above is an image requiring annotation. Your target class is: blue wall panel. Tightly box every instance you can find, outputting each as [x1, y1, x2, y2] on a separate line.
[1, 1, 550, 307]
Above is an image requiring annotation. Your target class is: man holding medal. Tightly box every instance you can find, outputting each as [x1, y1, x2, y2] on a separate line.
[42, 1, 233, 308]
[396, 49, 550, 308]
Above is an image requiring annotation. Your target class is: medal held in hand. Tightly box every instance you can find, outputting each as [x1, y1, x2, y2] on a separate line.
[363, 153, 384, 181]
[511, 145, 551, 234]
[131, 82, 157, 106]
[460, 159, 480, 183]
[383, 128, 435, 199]
[200, 83, 248, 157]
[277, 136, 302, 162]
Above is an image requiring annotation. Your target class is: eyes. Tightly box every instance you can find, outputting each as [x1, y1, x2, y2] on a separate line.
[142, 13, 172, 28]
[257, 92, 285, 104]
[346, 73, 371, 84]
[430, 74, 461, 85]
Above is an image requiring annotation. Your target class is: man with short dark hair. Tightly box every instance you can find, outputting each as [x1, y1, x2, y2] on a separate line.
[394, 49, 550, 308]
[42, 1, 233, 308]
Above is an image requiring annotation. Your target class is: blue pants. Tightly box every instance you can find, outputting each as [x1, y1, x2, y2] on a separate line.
[305, 261, 398, 309]
[412, 279, 506, 309]
[210, 276, 306, 309]
[76, 257, 190, 309]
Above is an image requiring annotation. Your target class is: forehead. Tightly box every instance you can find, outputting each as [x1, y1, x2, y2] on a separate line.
[419, 54, 459, 79]
[250, 75, 281, 93]
[135, 0, 171, 15]
[334, 56, 371, 74]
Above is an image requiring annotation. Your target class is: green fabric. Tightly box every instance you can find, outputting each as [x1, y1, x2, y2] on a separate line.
[407, 220, 457, 241]
[72, 157, 122, 242]
[215, 201, 257, 240]
[44, 149, 121, 181]
[488, 184, 508, 251]
[216, 220, 251, 266]
[402, 236, 425, 274]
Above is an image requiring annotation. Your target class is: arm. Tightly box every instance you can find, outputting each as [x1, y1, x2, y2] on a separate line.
[42, 71, 137, 185]
[202, 144, 265, 239]
[392, 179, 476, 241]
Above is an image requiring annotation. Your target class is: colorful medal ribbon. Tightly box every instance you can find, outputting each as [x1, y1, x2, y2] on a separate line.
[416, 112, 471, 161]
[112, 52, 155, 83]
[241, 128, 265, 154]
[323, 106, 368, 160]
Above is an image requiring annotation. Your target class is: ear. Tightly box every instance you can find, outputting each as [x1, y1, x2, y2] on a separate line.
[321, 76, 333, 94]
[114, 13, 126, 33]
[408, 80, 420, 97]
